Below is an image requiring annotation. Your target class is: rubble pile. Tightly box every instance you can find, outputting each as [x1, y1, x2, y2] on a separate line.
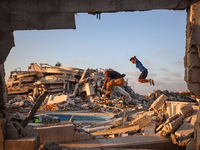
[78, 94, 198, 148]
[5, 63, 142, 113]
[146, 89, 196, 102]
[3, 63, 199, 149]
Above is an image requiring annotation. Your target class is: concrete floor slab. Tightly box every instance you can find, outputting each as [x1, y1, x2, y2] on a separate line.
[60, 135, 180, 149]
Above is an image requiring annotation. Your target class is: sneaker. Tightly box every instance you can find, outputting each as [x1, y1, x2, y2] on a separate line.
[151, 79, 155, 86]
[102, 94, 110, 100]
[149, 79, 152, 85]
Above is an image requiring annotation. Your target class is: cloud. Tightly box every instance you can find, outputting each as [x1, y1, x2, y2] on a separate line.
[159, 68, 170, 72]
[173, 60, 183, 65]
[171, 72, 181, 77]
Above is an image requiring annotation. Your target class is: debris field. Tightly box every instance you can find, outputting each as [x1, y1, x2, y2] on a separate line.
[1, 63, 199, 149]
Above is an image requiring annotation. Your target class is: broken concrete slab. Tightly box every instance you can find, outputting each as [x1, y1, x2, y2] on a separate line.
[160, 115, 184, 137]
[180, 103, 194, 117]
[79, 82, 95, 96]
[72, 131, 93, 141]
[149, 94, 168, 112]
[60, 135, 179, 149]
[131, 114, 152, 129]
[143, 121, 156, 135]
[83, 125, 114, 133]
[46, 94, 74, 105]
[190, 114, 197, 125]
[34, 123, 75, 144]
[175, 122, 194, 139]
[91, 125, 140, 136]
[6, 122, 21, 139]
[5, 136, 39, 150]
[165, 101, 197, 119]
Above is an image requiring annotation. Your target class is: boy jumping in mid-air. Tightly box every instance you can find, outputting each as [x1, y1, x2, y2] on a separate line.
[130, 56, 154, 86]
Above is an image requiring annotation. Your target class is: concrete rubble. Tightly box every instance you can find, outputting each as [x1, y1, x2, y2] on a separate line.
[0, 63, 199, 149]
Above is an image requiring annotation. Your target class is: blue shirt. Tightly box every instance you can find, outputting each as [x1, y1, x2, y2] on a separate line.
[135, 60, 148, 72]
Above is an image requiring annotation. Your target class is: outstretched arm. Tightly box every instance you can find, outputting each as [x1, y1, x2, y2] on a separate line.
[133, 56, 137, 61]
[101, 77, 111, 93]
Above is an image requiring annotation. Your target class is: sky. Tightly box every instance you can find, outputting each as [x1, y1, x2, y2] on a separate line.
[4, 9, 189, 95]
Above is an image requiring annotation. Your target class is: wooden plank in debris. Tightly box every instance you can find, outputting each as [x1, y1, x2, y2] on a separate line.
[73, 68, 88, 95]
[91, 124, 140, 136]
[150, 94, 168, 111]
[174, 122, 194, 138]
[131, 114, 152, 129]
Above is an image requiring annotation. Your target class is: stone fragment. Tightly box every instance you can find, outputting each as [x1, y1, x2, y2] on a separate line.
[149, 94, 168, 112]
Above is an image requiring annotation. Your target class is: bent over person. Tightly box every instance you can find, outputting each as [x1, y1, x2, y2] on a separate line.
[101, 69, 125, 99]
[130, 56, 155, 86]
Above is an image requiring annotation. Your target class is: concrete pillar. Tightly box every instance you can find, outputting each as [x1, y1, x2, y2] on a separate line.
[184, 2, 200, 97]
[0, 31, 14, 106]
[0, 63, 8, 106]
[185, 2, 200, 149]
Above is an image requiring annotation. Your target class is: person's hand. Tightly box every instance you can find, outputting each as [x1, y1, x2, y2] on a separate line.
[101, 87, 104, 93]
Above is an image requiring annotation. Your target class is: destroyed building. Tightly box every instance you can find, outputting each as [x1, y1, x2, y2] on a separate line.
[1, 0, 200, 150]
[5, 63, 136, 113]
[1, 62, 199, 150]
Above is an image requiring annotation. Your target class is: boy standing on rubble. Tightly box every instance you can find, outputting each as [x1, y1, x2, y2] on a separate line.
[130, 56, 155, 86]
[101, 69, 125, 99]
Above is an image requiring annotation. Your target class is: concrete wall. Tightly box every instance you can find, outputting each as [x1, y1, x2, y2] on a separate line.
[0, 0, 199, 105]
[185, 2, 200, 97]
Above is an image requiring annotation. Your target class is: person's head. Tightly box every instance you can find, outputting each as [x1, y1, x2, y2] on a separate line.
[103, 68, 113, 76]
[103, 69, 109, 76]
[130, 57, 135, 63]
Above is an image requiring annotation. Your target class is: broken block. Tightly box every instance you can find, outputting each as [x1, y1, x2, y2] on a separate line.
[190, 114, 197, 126]
[143, 121, 156, 135]
[160, 115, 184, 137]
[179, 103, 194, 117]
[150, 94, 168, 112]
[72, 132, 93, 141]
[5, 136, 39, 150]
[131, 114, 152, 129]
[34, 124, 75, 144]
[175, 122, 194, 139]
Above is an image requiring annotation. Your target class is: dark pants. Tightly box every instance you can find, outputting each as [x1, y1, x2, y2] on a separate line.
[138, 71, 148, 79]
